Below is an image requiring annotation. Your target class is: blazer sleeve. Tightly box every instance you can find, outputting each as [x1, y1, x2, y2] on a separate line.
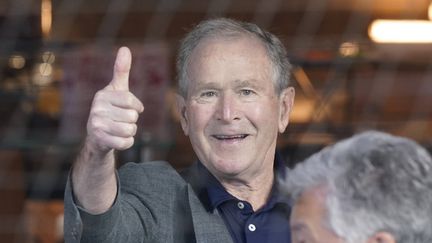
[63, 170, 148, 243]
[64, 161, 188, 243]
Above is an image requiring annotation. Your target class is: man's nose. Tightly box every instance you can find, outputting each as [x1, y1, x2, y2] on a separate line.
[216, 93, 240, 122]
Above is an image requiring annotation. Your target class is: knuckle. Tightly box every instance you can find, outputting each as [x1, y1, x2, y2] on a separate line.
[91, 120, 105, 132]
[128, 124, 137, 136]
[125, 94, 139, 108]
[120, 124, 134, 137]
[90, 104, 107, 118]
[120, 109, 134, 122]
[124, 95, 133, 106]
[129, 110, 139, 122]
[127, 137, 134, 147]
[94, 90, 106, 100]
[87, 119, 97, 132]
[119, 138, 134, 150]
[131, 124, 137, 135]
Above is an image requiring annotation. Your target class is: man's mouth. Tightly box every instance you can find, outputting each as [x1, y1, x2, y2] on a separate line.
[212, 134, 249, 140]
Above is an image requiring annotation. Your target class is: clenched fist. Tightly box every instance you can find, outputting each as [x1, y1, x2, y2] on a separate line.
[85, 47, 144, 154]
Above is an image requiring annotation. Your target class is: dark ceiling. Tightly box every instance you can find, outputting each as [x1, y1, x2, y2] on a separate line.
[1, 0, 432, 147]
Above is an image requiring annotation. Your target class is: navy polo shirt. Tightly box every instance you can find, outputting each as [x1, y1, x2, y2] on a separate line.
[197, 153, 292, 243]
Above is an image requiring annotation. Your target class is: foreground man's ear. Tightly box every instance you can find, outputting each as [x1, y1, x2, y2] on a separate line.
[176, 94, 189, 136]
[278, 87, 295, 133]
[367, 231, 396, 243]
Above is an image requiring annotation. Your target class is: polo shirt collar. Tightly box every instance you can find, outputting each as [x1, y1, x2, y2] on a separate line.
[197, 151, 291, 211]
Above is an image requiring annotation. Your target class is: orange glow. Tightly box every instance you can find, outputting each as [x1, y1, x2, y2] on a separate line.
[41, 0, 52, 38]
[429, 2, 432, 20]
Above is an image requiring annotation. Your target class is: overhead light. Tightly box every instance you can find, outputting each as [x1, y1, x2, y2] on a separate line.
[33, 63, 53, 86]
[41, 0, 52, 38]
[8, 55, 26, 69]
[369, 20, 432, 43]
[429, 2, 432, 20]
[339, 42, 360, 57]
[42, 51, 55, 64]
[39, 63, 53, 76]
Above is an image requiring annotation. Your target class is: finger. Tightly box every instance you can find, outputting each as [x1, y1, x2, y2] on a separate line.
[89, 121, 136, 150]
[109, 136, 134, 151]
[96, 130, 135, 151]
[110, 46, 131, 91]
[100, 106, 140, 123]
[109, 92, 144, 113]
[96, 119, 137, 138]
[94, 89, 144, 113]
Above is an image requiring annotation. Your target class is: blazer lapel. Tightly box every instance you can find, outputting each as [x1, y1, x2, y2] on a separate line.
[180, 162, 233, 243]
[186, 185, 233, 243]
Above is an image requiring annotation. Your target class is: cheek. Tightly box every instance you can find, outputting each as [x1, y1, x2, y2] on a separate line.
[247, 101, 279, 125]
[187, 105, 214, 132]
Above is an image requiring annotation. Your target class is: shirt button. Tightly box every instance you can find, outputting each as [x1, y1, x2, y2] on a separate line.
[248, 223, 256, 232]
[237, 202, 245, 209]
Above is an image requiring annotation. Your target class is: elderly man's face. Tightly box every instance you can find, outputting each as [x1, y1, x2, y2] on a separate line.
[178, 36, 294, 180]
[290, 187, 345, 243]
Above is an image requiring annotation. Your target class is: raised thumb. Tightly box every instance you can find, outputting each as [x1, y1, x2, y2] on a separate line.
[110, 46, 131, 91]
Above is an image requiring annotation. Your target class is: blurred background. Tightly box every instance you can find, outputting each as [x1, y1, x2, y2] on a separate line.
[1, 0, 432, 242]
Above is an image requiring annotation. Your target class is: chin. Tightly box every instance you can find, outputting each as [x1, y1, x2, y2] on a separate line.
[210, 157, 249, 177]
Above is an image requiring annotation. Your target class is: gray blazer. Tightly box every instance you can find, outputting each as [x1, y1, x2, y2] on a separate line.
[64, 161, 234, 243]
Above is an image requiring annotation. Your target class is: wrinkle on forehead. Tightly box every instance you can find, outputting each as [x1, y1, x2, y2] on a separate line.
[187, 36, 272, 74]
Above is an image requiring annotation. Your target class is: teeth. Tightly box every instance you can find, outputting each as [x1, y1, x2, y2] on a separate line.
[214, 134, 247, 139]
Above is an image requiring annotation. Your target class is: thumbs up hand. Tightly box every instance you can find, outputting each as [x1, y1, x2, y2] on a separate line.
[108, 46, 132, 91]
[85, 47, 144, 155]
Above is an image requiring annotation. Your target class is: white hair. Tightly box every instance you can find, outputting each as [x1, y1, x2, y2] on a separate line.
[176, 18, 292, 97]
[284, 131, 432, 243]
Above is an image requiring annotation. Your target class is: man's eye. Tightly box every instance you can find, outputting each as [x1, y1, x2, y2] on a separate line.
[240, 89, 254, 96]
[201, 91, 216, 97]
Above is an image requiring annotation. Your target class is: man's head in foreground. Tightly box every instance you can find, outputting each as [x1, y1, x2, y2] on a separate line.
[285, 131, 432, 243]
[176, 18, 295, 182]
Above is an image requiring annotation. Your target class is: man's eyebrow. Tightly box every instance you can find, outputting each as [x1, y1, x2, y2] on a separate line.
[193, 82, 220, 91]
[233, 79, 263, 90]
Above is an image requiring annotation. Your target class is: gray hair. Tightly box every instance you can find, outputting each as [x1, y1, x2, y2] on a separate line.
[176, 17, 292, 97]
[285, 131, 432, 243]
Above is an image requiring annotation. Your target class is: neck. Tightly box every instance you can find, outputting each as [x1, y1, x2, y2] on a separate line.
[219, 167, 275, 211]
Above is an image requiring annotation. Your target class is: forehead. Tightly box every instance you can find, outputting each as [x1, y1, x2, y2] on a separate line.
[191, 35, 269, 61]
[291, 186, 328, 225]
[186, 36, 273, 82]
[290, 186, 345, 243]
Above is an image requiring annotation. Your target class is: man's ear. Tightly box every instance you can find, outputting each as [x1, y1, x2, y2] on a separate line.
[176, 94, 189, 136]
[366, 232, 396, 243]
[278, 87, 295, 133]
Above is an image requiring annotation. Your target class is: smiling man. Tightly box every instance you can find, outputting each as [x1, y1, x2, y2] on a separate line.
[285, 131, 432, 243]
[64, 18, 295, 243]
